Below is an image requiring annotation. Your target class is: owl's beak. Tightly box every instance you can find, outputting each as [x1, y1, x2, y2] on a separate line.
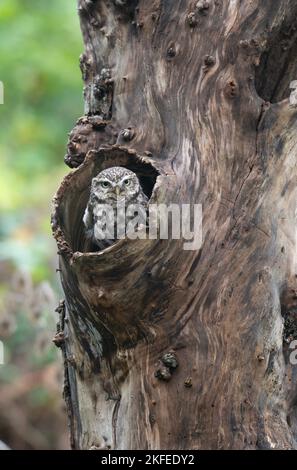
[116, 186, 120, 196]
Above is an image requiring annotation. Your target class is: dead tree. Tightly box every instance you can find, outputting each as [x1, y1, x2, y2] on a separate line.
[52, 0, 297, 449]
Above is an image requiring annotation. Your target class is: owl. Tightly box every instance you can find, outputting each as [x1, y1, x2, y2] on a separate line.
[83, 166, 148, 250]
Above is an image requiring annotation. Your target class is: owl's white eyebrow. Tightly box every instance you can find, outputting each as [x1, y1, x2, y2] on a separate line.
[96, 179, 111, 183]
[119, 176, 131, 183]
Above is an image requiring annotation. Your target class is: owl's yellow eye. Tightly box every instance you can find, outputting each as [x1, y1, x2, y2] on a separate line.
[123, 179, 131, 186]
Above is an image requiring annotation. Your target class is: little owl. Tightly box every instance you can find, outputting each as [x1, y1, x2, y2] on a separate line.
[83, 166, 148, 250]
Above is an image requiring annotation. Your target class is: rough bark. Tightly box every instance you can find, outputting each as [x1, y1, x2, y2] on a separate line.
[52, 0, 297, 449]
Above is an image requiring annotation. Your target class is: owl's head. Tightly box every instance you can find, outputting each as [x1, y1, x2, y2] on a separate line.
[91, 166, 141, 204]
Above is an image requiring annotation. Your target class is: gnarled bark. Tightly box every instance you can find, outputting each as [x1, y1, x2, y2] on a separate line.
[52, 0, 297, 449]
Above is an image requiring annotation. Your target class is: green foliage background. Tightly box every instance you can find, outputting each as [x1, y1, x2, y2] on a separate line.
[0, 0, 83, 449]
[0, 0, 82, 279]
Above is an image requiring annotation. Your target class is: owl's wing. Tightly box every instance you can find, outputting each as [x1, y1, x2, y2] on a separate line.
[137, 191, 149, 205]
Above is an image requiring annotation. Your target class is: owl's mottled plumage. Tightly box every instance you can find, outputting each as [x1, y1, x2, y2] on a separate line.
[83, 166, 148, 250]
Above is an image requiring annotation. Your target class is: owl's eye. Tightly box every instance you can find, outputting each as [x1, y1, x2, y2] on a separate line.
[123, 179, 131, 186]
[100, 181, 111, 188]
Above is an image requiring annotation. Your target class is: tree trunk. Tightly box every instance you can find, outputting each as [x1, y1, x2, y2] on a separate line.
[52, 0, 297, 450]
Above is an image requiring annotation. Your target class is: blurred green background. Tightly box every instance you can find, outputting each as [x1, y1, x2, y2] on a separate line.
[0, 0, 83, 449]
